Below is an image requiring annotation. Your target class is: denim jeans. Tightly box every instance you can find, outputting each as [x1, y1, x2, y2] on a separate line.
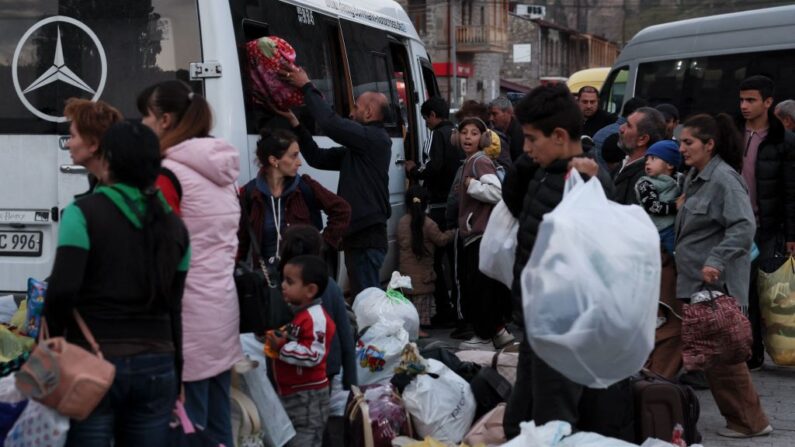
[184, 370, 233, 447]
[66, 352, 177, 447]
[659, 225, 675, 255]
[344, 247, 386, 299]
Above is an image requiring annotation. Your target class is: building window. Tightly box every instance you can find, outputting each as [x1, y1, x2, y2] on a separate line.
[407, 0, 426, 35]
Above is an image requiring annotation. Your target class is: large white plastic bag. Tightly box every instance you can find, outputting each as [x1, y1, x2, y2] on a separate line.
[522, 170, 660, 388]
[353, 272, 420, 340]
[5, 399, 68, 447]
[355, 319, 409, 385]
[239, 334, 296, 447]
[479, 200, 519, 287]
[402, 359, 476, 445]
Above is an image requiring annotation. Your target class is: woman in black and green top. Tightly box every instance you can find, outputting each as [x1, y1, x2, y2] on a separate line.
[44, 121, 191, 446]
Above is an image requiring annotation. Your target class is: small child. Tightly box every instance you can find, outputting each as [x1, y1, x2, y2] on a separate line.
[634, 139, 683, 254]
[266, 255, 336, 447]
[398, 186, 453, 336]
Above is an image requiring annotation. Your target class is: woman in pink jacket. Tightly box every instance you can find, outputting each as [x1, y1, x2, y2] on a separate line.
[138, 80, 242, 446]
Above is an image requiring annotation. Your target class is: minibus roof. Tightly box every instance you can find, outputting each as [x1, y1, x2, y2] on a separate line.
[615, 5, 795, 65]
[288, 0, 420, 40]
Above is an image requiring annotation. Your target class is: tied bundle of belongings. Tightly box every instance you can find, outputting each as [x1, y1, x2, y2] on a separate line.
[246, 36, 304, 111]
[758, 256, 795, 365]
[354, 272, 420, 341]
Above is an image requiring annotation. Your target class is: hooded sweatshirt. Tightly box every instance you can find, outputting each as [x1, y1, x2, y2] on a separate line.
[44, 183, 191, 381]
[161, 137, 244, 382]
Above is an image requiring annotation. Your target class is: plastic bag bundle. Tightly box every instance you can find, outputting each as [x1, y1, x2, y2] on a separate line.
[5, 399, 68, 447]
[356, 319, 410, 385]
[758, 256, 795, 365]
[246, 36, 304, 111]
[23, 279, 46, 340]
[402, 359, 476, 445]
[479, 200, 519, 288]
[353, 272, 420, 341]
[238, 334, 296, 447]
[522, 171, 660, 388]
[345, 383, 413, 447]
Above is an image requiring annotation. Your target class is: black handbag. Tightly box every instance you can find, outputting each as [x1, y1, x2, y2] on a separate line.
[235, 191, 293, 334]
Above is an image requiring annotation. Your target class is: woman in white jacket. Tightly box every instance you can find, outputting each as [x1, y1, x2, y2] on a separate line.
[138, 80, 242, 446]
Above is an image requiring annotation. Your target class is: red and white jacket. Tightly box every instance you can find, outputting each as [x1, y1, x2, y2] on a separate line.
[270, 300, 336, 396]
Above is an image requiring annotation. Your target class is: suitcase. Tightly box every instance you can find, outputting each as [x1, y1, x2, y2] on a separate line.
[469, 367, 512, 419]
[632, 370, 702, 444]
[343, 384, 413, 447]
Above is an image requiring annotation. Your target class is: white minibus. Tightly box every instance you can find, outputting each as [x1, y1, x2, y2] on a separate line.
[0, 0, 440, 293]
[600, 5, 795, 118]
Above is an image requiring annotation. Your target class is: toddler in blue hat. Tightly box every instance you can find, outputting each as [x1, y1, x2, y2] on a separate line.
[634, 139, 683, 254]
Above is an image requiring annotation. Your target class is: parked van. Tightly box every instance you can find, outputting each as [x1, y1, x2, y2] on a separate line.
[600, 5, 795, 118]
[0, 0, 439, 293]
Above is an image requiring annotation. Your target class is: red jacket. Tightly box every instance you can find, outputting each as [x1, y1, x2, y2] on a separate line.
[270, 301, 336, 396]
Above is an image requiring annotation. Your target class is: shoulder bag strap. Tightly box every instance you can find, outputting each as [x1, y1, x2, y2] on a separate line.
[72, 310, 105, 359]
[241, 184, 277, 289]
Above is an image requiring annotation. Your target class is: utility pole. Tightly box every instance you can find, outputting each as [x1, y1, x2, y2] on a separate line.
[450, 0, 458, 107]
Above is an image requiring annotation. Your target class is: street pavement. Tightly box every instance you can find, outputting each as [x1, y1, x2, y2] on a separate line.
[425, 329, 795, 446]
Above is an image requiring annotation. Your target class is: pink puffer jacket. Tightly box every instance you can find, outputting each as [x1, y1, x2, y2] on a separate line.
[163, 138, 243, 382]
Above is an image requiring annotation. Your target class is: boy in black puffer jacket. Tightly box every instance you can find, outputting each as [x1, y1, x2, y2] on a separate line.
[501, 85, 634, 441]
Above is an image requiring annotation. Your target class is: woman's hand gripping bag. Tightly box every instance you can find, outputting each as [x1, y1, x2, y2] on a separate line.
[401, 359, 476, 445]
[521, 170, 661, 388]
[353, 273, 420, 341]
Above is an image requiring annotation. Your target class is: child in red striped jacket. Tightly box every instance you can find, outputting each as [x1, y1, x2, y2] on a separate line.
[266, 255, 336, 447]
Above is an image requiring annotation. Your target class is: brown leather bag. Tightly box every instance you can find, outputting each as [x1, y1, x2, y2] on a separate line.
[15, 310, 116, 421]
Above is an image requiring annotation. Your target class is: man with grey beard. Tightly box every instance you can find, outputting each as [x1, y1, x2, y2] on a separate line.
[612, 107, 667, 205]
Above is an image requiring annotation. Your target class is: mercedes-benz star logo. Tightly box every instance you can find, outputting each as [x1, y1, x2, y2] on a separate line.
[12, 16, 107, 123]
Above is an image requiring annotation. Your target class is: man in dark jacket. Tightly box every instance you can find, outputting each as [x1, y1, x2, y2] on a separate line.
[579, 86, 617, 137]
[612, 107, 666, 205]
[282, 65, 391, 299]
[405, 97, 463, 326]
[502, 85, 632, 441]
[489, 96, 525, 161]
[736, 75, 795, 370]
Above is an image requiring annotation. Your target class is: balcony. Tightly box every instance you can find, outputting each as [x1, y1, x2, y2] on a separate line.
[455, 25, 508, 53]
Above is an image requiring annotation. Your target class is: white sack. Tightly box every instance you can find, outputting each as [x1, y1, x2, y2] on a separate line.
[353, 272, 420, 341]
[5, 400, 68, 447]
[355, 319, 410, 385]
[239, 334, 296, 447]
[479, 200, 519, 287]
[402, 359, 476, 445]
[498, 420, 571, 447]
[522, 170, 660, 388]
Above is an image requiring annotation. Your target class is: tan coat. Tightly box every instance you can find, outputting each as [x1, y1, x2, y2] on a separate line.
[398, 215, 453, 295]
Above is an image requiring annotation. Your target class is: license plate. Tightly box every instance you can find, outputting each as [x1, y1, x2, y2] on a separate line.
[0, 231, 43, 256]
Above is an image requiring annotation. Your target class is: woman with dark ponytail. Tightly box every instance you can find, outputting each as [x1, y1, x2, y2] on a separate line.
[398, 185, 453, 336]
[44, 122, 191, 445]
[675, 113, 772, 438]
[138, 80, 241, 446]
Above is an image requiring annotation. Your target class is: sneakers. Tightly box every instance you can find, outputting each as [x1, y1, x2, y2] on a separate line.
[717, 424, 773, 438]
[459, 336, 495, 351]
[492, 328, 516, 349]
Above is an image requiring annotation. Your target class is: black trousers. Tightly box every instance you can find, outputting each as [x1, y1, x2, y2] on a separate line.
[428, 207, 457, 323]
[503, 340, 634, 441]
[457, 237, 511, 339]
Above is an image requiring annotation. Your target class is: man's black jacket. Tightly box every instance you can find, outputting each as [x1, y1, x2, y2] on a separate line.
[408, 120, 463, 205]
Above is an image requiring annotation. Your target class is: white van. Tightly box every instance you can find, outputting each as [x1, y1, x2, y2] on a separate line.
[0, 0, 440, 293]
[600, 5, 795, 117]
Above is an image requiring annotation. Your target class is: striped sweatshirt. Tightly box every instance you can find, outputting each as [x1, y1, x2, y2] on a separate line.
[269, 299, 336, 396]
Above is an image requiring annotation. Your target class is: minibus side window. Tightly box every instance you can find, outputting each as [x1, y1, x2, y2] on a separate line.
[340, 20, 401, 137]
[600, 66, 628, 115]
[420, 59, 441, 100]
[635, 49, 795, 118]
[231, 0, 342, 135]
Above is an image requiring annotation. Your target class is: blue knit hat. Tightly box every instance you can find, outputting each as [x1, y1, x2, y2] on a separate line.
[645, 140, 681, 168]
